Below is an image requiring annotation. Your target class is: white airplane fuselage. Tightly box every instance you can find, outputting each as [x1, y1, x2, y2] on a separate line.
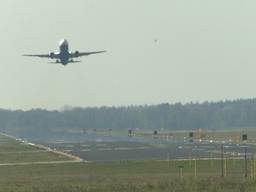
[58, 39, 70, 65]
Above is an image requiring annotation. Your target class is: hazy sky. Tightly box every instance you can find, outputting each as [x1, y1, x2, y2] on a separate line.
[0, 0, 255, 110]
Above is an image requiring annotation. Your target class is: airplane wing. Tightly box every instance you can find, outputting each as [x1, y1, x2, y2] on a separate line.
[70, 51, 106, 58]
[23, 53, 60, 59]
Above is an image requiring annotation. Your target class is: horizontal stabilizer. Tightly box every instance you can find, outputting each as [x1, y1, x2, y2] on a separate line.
[69, 60, 82, 63]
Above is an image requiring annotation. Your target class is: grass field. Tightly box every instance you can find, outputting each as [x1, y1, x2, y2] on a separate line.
[0, 133, 74, 163]
[1, 132, 256, 191]
[0, 160, 255, 192]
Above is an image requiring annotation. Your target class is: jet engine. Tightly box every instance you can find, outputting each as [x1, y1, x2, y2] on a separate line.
[74, 51, 79, 57]
[50, 52, 55, 59]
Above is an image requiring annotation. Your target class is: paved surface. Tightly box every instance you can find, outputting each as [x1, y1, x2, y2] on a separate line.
[47, 139, 256, 161]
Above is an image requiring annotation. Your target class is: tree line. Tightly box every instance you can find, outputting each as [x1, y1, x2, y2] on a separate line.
[0, 98, 256, 135]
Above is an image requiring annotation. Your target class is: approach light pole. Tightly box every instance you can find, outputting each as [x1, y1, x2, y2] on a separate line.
[244, 146, 248, 178]
[221, 143, 224, 178]
[188, 131, 194, 169]
[242, 134, 248, 178]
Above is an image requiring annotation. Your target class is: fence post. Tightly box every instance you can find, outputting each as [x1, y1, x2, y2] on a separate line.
[224, 158, 227, 177]
[194, 159, 197, 179]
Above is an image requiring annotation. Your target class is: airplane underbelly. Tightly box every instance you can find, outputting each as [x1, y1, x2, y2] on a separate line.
[60, 53, 69, 64]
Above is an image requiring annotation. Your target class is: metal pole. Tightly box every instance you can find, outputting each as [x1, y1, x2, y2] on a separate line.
[221, 144, 224, 177]
[189, 150, 192, 168]
[167, 152, 170, 168]
[179, 167, 183, 179]
[254, 158, 256, 179]
[210, 153, 213, 168]
[245, 146, 248, 178]
[251, 156, 253, 179]
[194, 159, 197, 179]
[224, 158, 227, 177]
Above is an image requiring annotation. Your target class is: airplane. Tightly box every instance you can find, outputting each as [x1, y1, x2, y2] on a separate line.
[23, 39, 106, 66]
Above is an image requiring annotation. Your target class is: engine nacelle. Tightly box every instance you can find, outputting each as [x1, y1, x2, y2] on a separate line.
[50, 52, 55, 59]
[74, 51, 79, 57]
